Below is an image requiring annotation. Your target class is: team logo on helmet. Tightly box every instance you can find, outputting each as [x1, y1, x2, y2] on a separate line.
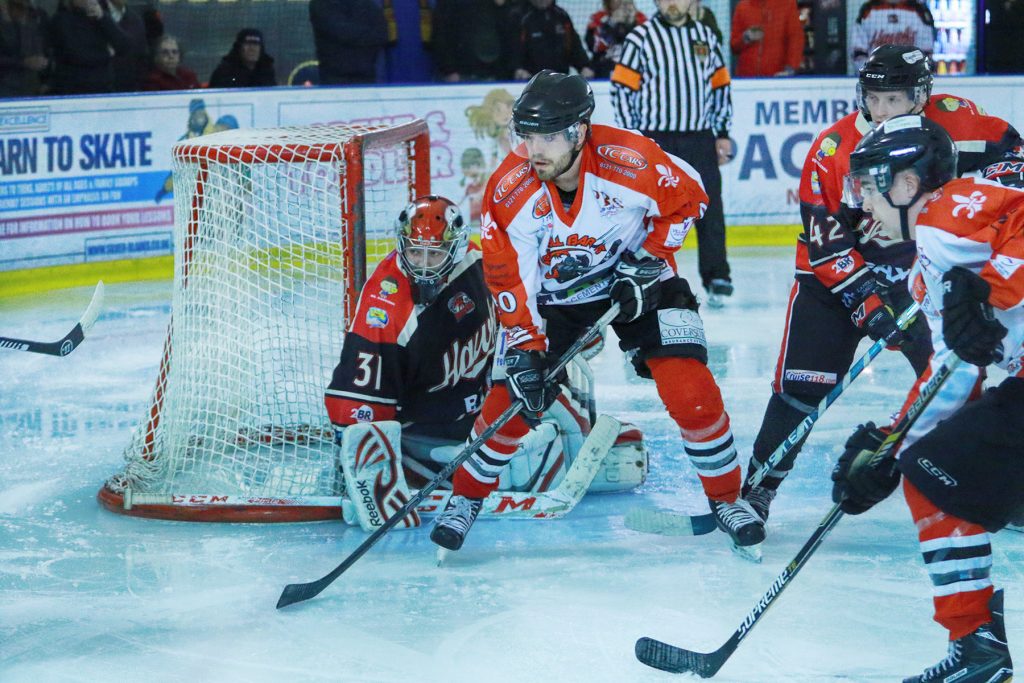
[492, 162, 531, 202]
[447, 291, 476, 321]
[596, 144, 648, 170]
[902, 49, 926, 64]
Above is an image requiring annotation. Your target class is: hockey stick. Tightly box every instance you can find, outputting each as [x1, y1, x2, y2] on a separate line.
[635, 352, 961, 677]
[0, 281, 105, 356]
[623, 302, 921, 537]
[276, 303, 622, 609]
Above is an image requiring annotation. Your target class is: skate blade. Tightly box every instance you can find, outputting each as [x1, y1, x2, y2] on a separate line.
[731, 541, 763, 563]
[435, 546, 449, 567]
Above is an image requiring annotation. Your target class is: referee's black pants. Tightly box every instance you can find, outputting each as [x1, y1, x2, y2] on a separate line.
[643, 129, 730, 290]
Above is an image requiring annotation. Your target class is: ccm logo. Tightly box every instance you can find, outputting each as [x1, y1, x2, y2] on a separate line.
[597, 144, 648, 170]
[492, 162, 531, 202]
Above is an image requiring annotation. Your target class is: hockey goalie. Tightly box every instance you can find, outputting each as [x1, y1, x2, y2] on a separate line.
[324, 195, 647, 532]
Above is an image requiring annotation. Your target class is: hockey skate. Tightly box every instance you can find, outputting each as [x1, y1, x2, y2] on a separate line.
[903, 590, 1013, 683]
[708, 497, 765, 547]
[743, 484, 776, 524]
[706, 278, 734, 309]
[430, 495, 483, 551]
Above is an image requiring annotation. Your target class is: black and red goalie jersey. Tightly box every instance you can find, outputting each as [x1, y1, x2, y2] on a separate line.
[324, 246, 497, 430]
[796, 93, 1020, 307]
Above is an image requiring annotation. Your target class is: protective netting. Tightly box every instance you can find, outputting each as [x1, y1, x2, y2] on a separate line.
[102, 122, 428, 517]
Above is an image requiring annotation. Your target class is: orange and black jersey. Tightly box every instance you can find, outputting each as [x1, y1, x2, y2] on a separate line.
[324, 247, 497, 429]
[795, 94, 1021, 308]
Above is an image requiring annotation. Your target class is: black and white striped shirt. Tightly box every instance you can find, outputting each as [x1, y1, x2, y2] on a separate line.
[611, 13, 732, 137]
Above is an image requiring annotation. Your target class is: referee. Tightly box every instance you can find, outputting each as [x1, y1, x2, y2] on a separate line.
[611, 0, 734, 306]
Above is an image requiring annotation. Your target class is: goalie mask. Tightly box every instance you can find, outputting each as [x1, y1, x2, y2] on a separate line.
[845, 115, 957, 240]
[395, 195, 468, 306]
[509, 70, 594, 175]
[857, 45, 933, 124]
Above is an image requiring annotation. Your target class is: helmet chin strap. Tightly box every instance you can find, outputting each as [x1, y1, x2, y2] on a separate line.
[882, 188, 925, 241]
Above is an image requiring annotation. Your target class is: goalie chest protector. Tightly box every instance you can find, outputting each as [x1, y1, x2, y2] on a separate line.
[326, 247, 497, 428]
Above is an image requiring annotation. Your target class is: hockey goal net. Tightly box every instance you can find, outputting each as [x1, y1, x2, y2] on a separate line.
[98, 121, 430, 522]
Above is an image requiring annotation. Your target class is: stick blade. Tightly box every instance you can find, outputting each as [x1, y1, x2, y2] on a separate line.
[624, 508, 717, 536]
[277, 579, 328, 609]
[635, 637, 723, 677]
[79, 280, 105, 333]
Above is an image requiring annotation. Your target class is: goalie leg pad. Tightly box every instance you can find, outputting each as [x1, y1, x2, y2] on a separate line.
[339, 421, 420, 532]
[589, 423, 648, 493]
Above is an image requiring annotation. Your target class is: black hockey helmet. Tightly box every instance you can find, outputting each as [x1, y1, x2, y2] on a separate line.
[857, 45, 933, 122]
[849, 114, 957, 198]
[511, 70, 595, 135]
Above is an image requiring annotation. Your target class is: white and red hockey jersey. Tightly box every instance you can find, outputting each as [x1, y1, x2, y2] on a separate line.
[850, 0, 935, 68]
[479, 124, 708, 351]
[893, 177, 1024, 452]
[324, 246, 497, 430]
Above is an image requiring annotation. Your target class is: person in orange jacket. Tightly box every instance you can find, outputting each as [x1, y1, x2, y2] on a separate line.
[729, 0, 803, 77]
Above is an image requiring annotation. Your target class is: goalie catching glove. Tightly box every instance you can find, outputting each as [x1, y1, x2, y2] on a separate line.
[942, 266, 1007, 367]
[505, 348, 560, 415]
[609, 249, 663, 323]
[830, 421, 900, 515]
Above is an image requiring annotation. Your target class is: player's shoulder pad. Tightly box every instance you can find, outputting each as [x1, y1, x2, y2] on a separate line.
[919, 177, 1001, 238]
[589, 124, 690, 189]
[809, 114, 858, 170]
[348, 252, 414, 342]
[483, 151, 542, 225]
[926, 93, 982, 119]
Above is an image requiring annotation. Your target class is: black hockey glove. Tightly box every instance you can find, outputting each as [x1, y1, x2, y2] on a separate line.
[504, 348, 559, 415]
[609, 250, 663, 323]
[830, 422, 900, 515]
[942, 266, 1008, 367]
[851, 292, 905, 348]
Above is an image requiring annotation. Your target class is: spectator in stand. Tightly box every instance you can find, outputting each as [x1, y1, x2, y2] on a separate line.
[495, 0, 526, 79]
[730, 0, 803, 77]
[143, 34, 199, 90]
[850, 0, 934, 70]
[0, 0, 50, 97]
[48, 0, 132, 94]
[108, 0, 147, 91]
[309, 0, 387, 85]
[585, 0, 645, 79]
[209, 28, 276, 88]
[511, 0, 594, 80]
[431, 0, 504, 82]
[688, 0, 721, 42]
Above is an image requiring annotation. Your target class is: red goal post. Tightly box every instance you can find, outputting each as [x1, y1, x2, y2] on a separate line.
[98, 120, 430, 522]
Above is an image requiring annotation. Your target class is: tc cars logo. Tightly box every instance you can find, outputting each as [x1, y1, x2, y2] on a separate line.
[492, 162, 531, 202]
[597, 144, 648, 170]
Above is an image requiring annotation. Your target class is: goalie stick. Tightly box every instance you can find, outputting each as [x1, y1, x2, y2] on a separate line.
[635, 352, 961, 677]
[276, 303, 621, 609]
[0, 281, 105, 356]
[624, 302, 921, 538]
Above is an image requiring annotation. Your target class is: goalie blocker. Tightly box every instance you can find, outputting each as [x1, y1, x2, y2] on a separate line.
[339, 412, 647, 532]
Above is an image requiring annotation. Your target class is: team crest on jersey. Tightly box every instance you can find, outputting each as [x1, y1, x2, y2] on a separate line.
[816, 133, 840, 161]
[597, 144, 648, 170]
[952, 190, 986, 218]
[532, 193, 552, 218]
[656, 163, 679, 188]
[366, 307, 389, 328]
[350, 405, 374, 422]
[938, 97, 970, 112]
[428, 313, 496, 393]
[380, 277, 399, 297]
[492, 162, 531, 202]
[693, 40, 709, 60]
[448, 291, 476, 321]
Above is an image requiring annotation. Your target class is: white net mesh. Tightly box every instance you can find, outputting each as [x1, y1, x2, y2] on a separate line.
[104, 123, 428, 514]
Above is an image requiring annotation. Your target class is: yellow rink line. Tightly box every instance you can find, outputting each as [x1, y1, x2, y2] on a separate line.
[0, 224, 802, 299]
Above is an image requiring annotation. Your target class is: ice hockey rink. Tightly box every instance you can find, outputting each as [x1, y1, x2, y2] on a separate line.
[2, 247, 1021, 682]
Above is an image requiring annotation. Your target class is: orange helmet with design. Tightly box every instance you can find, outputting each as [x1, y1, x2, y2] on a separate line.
[395, 195, 468, 305]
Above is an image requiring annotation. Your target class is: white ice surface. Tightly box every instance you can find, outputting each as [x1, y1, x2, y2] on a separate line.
[2, 248, 1021, 682]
